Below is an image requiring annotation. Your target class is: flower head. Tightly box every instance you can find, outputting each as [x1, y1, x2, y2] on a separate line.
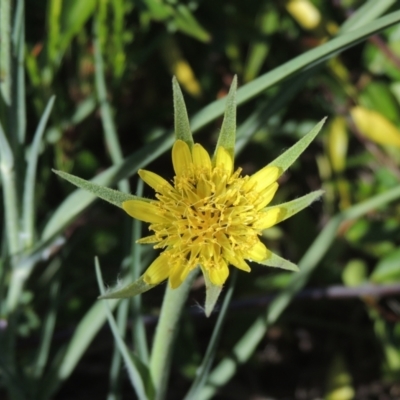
[123, 140, 282, 288]
[54, 77, 324, 311]
[121, 77, 325, 290]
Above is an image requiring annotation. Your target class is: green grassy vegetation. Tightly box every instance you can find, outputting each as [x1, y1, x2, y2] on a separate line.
[1, 0, 400, 399]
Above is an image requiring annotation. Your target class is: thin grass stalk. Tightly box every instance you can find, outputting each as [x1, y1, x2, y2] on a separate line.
[22, 96, 55, 248]
[107, 299, 130, 400]
[11, 0, 26, 145]
[0, 0, 12, 106]
[184, 269, 237, 400]
[149, 270, 198, 400]
[93, 14, 129, 194]
[131, 179, 149, 364]
[95, 258, 148, 400]
[33, 275, 60, 380]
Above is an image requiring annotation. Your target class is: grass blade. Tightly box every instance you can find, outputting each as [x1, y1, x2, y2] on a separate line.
[95, 258, 149, 400]
[22, 96, 55, 248]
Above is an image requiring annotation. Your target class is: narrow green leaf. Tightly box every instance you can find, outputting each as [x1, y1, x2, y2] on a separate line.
[257, 251, 299, 272]
[268, 118, 326, 175]
[12, 0, 26, 144]
[23, 96, 55, 247]
[59, 0, 97, 55]
[263, 190, 325, 223]
[142, 0, 172, 20]
[339, 0, 396, 33]
[0, 119, 14, 169]
[98, 275, 157, 299]
[0, 120, 19, 256]
[95, 258, 150, 400]
[214, 76, 237, 160]
[53, 170, 144, 209]
[203, 270, 223, 318]
[173, 76, 194, 149]
[0, 0, 11, 104]
[174, 5, 211, 43]
[150, 269, 198, 399]
[42, 133, 174, 241]
[93, 15, 129, 193]
[184, 270, 237, 400]
[46, 0, 62, 64]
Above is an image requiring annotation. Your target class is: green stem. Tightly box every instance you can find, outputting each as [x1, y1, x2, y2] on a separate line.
[131, 179, 149, 364]
[150, 270, 198, 400]
[93, 14, 129, 194]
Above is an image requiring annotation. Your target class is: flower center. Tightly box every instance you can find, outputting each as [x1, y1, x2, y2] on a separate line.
[149, 166, 262, 271]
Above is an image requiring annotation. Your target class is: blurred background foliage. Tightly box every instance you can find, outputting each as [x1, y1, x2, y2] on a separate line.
[1, 0, 400, 399]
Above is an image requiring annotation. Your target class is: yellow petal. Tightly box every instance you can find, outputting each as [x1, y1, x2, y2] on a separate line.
[255, 182, 279, 210]
[215, 146, 233, 176]
[122, 200, 166, 224]
[172, 139, 192, 176]
[224, 252, 251, 272]
[253, 208, 284, 230]
[208, 262, 229, 286]
[192, 143, 211, 172]
[243, 241, 269, 262]
[244, 165, 280, 192]
[144, 254, 170, 284]
[138, 169, 173, 194]
[169, 263, 192, 289]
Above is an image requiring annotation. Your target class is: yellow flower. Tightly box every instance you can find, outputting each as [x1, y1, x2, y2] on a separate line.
[123, 139, 285, 288]
[54, 77, 324, 302]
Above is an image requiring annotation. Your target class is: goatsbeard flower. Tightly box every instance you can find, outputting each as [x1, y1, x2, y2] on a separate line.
[54, 76, 324, 310]
[120, 78, 324, 291]
[123, 140, 283, 288]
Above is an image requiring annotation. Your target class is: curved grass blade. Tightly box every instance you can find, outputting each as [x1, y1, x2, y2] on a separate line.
[95, 258, 150, 400]
[184, 270, 237, 400]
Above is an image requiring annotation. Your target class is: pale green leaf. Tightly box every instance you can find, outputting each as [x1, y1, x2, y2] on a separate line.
[263, 190, 324, 223]
[268, 118, 326, 175]
[23, 96, 55, 247]
[53, 170, 145, 208]
[98, 275, 157, 299]
[214, 76, 237, 160]
[203, 270, 223, 317]
[0, 0, 11, 104]
[257, 251, 299, 272]
[95, 258, 149, 400]
[173, 76, 194, 149]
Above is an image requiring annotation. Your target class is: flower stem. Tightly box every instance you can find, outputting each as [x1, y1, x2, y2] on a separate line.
[149, 270, 197, 400]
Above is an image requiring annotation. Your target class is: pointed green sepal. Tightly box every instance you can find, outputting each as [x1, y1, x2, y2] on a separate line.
[263, 189, 324, 224]
[173, 76, 194, 149]
[214, 76, 237, 160]
[53, 170, 147, 208]
[257, 251, 299, 272]
[269, 118, 327, 177]
[202, 267, 223, 317]
[98, 274, 157, 299]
